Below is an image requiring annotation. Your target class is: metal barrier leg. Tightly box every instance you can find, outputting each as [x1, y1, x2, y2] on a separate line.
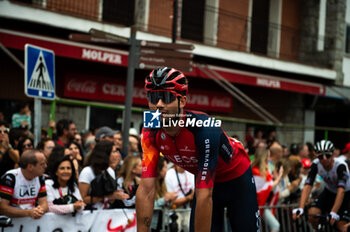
[286, 207, 292, 232]
[223, 207, 228, 232]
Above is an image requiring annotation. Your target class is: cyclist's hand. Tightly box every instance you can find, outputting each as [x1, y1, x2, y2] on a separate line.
[292, 208, 303, 220]
[329, 211, 339, 225]
[340, 222, 350, 232]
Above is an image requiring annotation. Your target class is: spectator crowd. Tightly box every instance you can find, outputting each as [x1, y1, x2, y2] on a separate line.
[0, 104, 349, 232]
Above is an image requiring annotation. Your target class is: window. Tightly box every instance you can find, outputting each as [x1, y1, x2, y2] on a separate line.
[250, 0, 270, 54]
[103, 0, 135, 26]
[181, 0, 205, 42]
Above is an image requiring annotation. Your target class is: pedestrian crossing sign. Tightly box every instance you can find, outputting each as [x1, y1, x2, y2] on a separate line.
[25, 44, 55, 100]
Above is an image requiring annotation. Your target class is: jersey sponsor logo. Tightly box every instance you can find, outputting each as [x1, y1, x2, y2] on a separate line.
[167, 154, 198, 165]
[160, 145, 170, 151]
[161, 132, 166, 140]
[201, 139, 210, 181]
[179, 146, 195, 153]
[0, 185, 14, 195]
[19, 186, 37, 197]
[221, 144, 233, 159]
[256, 210, 261, 231]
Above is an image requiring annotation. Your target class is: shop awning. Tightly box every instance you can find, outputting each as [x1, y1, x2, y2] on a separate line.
[189, 65, 326, 96]
[0, 28, 129, 66]
[0, 28, 325, 96]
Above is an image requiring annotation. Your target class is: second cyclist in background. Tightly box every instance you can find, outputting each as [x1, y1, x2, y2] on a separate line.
[292, 140, 350, 231]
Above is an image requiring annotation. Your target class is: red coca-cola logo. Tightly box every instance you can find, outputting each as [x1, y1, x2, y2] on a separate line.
[67, 79, 97, 94]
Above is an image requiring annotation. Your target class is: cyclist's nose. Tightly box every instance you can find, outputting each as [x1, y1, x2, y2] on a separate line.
[155, 99, 165, 107]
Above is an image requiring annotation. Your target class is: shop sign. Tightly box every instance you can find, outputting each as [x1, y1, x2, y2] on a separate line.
[64, 74, 233, 112]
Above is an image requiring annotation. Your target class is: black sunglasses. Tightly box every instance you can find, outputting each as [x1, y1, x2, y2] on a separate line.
[147, 91, 177, 105]
[0, 128, 9, 134]
[23, 143, 33, 148]
[317, 153, 332, 160]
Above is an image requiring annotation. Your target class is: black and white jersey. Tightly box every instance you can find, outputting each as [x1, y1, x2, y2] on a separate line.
[305, 157, 350, 194]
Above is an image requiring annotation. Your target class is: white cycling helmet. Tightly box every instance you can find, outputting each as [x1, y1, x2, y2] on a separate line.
[314, 140, 334, 154]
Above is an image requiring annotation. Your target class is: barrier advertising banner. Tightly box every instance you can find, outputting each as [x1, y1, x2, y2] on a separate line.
[4, 209, 136, 232]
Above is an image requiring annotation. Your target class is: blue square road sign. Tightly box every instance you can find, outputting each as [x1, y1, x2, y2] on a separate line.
[25, 44, 55, 100]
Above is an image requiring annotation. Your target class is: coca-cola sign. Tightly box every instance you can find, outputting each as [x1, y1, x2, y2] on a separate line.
[67, 79, 97, 94]
[64, 73, 233, 112]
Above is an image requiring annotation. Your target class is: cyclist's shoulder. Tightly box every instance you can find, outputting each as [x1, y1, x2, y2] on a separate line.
[334, 157, 349, 167]
[184, 110, 222, 132]
[185, 110, 210, 119]
[141, 127, 161, 139]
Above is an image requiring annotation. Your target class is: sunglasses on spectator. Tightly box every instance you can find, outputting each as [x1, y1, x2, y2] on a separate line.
[147, 91, 177, 105]
[317, 153, 332, 160]
[23, 143, 33, 148]
[0, 128, 9, 134]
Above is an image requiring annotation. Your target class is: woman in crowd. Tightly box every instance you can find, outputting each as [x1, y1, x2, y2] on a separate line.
[277, 159, 302, 204]
[151, 156, 178, 231]
[67, 141, 84, 177]
[36, 138, 55, 159]
[0, 122, 20, 177]
[114, 155, 142, 208]
[78, 140, 129, 210]
[45, 155, 85, 214]
[252, 148, 283, 232]
[109, 147, 122, 173]
[18, 136, 33, 156]
[46, 146, 65, 177]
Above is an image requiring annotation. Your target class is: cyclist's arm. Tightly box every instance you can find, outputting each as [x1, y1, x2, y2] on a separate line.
[331, 187, 345, 214]
[136, 177, 156, 232]
[299, 162, 318, 209]
[331, 164, 348, 214]
[137, 128, 159, 232]
[195, 188, 213, 232]
[299, 184, 312, 209]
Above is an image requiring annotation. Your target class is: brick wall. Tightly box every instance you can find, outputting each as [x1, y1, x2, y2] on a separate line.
[147, 0, 173, 37]
[46, 0, 99, 20]
[217, 0, 249, 51]
[280, 0, 300, 61]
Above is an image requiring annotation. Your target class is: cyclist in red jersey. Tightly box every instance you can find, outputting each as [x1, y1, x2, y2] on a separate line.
[135, 67, 260, 232]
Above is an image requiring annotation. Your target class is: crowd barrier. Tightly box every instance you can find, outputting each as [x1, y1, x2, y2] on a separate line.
[259, 204, 336, 232]
[2, 204, 338, 232]
[3, 209, 136, 232]
[155, 204, 337, 232]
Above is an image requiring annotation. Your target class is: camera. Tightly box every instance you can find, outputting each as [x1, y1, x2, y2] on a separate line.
[169, 212, 179, 232]
[0, 216, 12, 228]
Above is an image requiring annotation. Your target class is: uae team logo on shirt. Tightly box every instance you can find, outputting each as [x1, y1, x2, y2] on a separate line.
[143, 109, 161, 128]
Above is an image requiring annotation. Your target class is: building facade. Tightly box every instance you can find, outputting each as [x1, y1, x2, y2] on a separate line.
[0, 0, 349, 148]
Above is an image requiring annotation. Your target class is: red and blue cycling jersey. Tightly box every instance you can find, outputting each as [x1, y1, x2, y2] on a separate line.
[141, 110, 251, 189]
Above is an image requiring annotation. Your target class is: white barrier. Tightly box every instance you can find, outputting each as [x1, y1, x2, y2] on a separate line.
[3, 209, 136, 232]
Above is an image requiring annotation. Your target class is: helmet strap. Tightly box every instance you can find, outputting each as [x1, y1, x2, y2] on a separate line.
[177, 96, 181, 118]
